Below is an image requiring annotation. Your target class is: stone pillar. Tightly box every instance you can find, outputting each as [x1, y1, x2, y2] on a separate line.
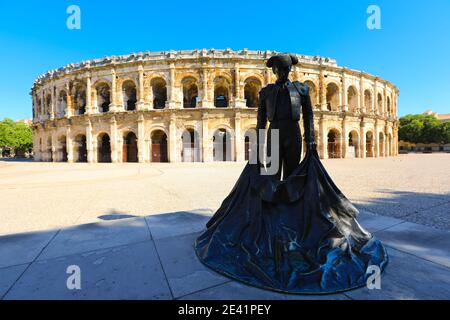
[65, 83, 72, 118]
[319, 116, 327, 159]
[137, 65, 146, 111]
[138, 114, 145, 163]
[234, 63, 246, 108]
[373, 79, 379, 115]
[50, 87, 55, 120]
[202, 113, 211, 162]
[168, 113, 177, 162]
[86, 120, 94, 163]
[200, 68, 211, 108]
[374, 120, 379, 158]
[360, 121, 366, 159]
[110, 116, 118, 163]
[235, 111, 244, 161]
[341, 72, 348, 112]
[66, 125, 74, 163]
[168, 63, 177, 109]
[51, 131, 57, 162]
[342, 117, 348, 158]
[86, 75, 92, 115]
[359, 75, 365, 113]
[110, 69, 117, 112]
[319, 69, 328, 111]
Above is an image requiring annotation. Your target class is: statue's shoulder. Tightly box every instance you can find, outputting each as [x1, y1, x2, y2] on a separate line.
[259, 84, 275, 98]
[292, 81, 310, 96]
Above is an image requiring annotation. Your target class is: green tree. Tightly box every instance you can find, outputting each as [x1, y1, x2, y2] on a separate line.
[0, 118, 33, 154]
[399, 114, 448, 144]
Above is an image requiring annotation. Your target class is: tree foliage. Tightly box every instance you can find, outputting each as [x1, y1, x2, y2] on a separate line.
[399, 114, 450, 144]
[0, 118, 33, 151]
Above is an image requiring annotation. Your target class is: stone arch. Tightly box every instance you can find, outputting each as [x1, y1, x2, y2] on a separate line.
[58, 135, 67, 162]
[244, 127, 257, 162]
[73, 82, 87, 115]
[365, 131, 374, 157]
[123, 131, 138, 162]
[150, 129, 168, 162]
[348, 130, 360, 158]
[95, 82, 111, 113]
[347, 85, 358, 112]
[326, 82, 340, 111]
[181, 128, 200, 162]
[214, 76, 231, 108]
[364, 89, 373, 112]
[122, 80, 137, 111]
[97, 132, 111, 163]
[74, 134, 87, 162]
[181, 77, 198, 108]
[46, 136, 53, 162]
[244, 77, 261, 108]
[57, 90, 67, 117]
[45, 93, 52, 115]
[379, 131, 385, 157]
[212, 127, 233, 161]
[327, 128, 341, 159]
[304, 80, 318, 108]
[387, 96, 391, 116]
[151, 77, 167, 109]
[377, 93, 383, 115]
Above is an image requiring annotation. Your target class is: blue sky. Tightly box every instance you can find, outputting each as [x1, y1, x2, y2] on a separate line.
[0, 0, 449, 120]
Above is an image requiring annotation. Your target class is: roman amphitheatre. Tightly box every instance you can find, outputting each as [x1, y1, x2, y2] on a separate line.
[31, 48, 399, 163]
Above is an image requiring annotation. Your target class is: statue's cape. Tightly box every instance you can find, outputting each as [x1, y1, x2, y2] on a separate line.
[195, 150, 388, 294]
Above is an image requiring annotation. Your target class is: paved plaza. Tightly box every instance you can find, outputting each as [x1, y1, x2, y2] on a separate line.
[0, 154, 449, 299]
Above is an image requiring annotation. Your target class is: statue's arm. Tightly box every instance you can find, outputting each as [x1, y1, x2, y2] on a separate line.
[256, 88, 267, 165]
[301, 85, 316, 148]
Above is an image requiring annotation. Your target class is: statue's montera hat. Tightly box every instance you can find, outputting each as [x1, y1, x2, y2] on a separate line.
[266, 53, 299, 68]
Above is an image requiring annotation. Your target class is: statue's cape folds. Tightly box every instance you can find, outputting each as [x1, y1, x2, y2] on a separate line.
[195, 150, 388, 294]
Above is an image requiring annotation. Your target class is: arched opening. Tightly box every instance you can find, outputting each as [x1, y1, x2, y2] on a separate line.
[213, 129, 232, 161]
[74, 83, 87, 115]
[47, 136, 53, 162]
[366, 131, 374, 157]
[327, 129, 341, 159]
[377, 93, 383, 115]
[244, 128, 257, 162]
[96, 83, 111, 113]
[364, 90, 372, 113]
[123, 132, 138, 162]
[182, 77, 198, 108]
[74, 134, 87, 162]
[97, 133, 111, 163]
[122, 80, 137, 111]
[58, 91, 67, 117]
[348, 130, 359, 158]
[151, 78, 167, 109]
[45, 94, 52, 116]
[244, 77, 261, 108]
[379, 132, 385, 157]
[181, 129, 200, 162]
[326, 83, 339, 111]
[387, 97, 391, 117]
[388, 133, 393, 156]
[151, 130, 168, 162]
[347, 86, 358, 112]
[214, 77, 230, 108]
[304, 81, 318, 109]
[58, 135, 67, 162]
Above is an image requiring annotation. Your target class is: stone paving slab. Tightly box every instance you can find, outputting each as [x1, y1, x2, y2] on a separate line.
[153, 232, 229, 299]
[406, 202, 450, 231]
[145, 209, 213, 240]
[0, 264, 29, 298]
[374, 222, 450, 268]
[357, 210, 404, 233]
[37, 217, 151, 261]
[345, 247, 450, 300]
[4, 241, 172, 300]
[0, 230, 57, 268]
